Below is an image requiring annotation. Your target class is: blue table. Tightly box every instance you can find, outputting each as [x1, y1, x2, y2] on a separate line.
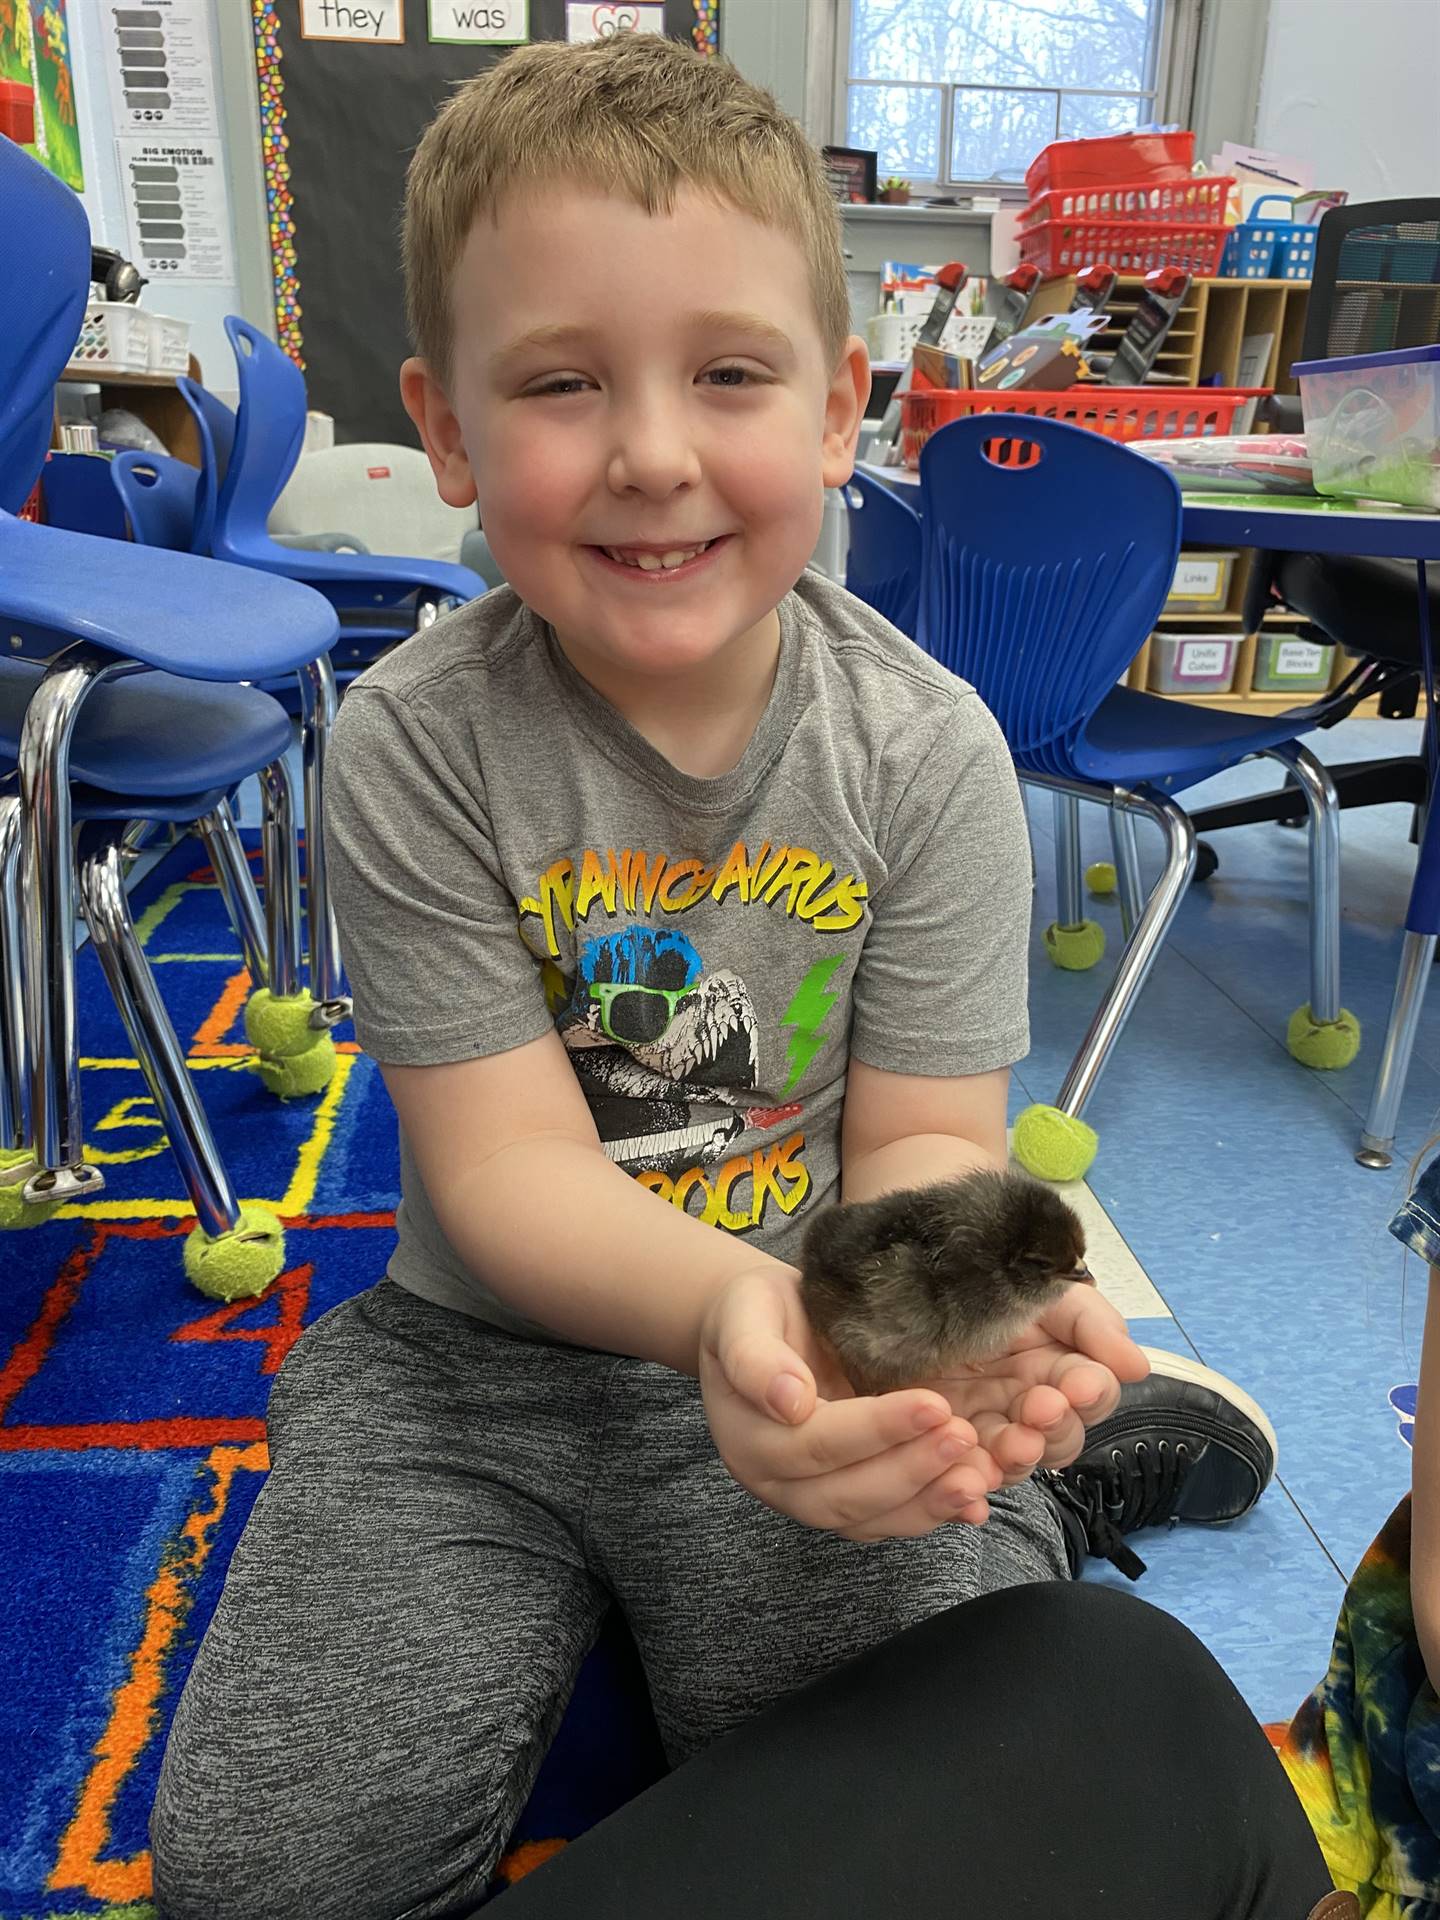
[855, 460, 1440, 1167]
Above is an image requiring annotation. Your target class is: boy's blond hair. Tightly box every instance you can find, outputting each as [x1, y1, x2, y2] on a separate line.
[403, 32, 851, 389]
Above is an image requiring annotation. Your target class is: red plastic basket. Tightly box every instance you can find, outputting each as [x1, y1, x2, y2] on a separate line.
[1025, 130, 1194, 198]
[1019, 175, 1232, 229]
[899, 387, 1269, 468]
[1018, 216, 1228, 280]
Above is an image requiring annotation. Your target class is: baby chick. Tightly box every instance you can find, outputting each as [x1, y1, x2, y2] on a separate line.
[799, 1169, 1092, 1394]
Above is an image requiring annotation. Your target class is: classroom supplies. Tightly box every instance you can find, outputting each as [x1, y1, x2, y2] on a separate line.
[1297, 343, 1440, 512]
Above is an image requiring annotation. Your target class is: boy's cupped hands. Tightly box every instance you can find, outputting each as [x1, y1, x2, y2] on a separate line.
[699, 1268, 1150, 1542]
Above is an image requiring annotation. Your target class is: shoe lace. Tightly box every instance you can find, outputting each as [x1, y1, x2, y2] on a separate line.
[1049, 1439, 1196, 1581]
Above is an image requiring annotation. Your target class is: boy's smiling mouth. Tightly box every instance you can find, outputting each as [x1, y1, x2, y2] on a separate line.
[586, 534, 732, 580]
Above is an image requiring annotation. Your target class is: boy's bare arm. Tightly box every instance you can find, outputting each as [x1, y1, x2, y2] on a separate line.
[839, 1059, 1010, 1205]
[381, 1034, 800, 1374]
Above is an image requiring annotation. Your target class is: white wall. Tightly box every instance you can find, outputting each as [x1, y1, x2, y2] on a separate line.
[66, 0, 255, 398]
[1255, 0, 1440, 202]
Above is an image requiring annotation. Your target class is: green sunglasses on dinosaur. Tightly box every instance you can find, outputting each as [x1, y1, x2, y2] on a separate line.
[588, 980, 697, 1045]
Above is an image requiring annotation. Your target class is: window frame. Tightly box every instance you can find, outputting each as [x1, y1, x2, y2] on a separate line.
[828, 0, 1204, 198]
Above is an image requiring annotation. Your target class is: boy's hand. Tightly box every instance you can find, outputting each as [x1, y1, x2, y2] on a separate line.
[699, 1268, 1000, 1541]
[914, 1287, 1151, 1488]
[698, 1269, 1150, 1539]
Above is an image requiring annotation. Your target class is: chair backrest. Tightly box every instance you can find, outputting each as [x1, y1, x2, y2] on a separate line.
[1299, 199, 1440, 362]
[269, 443, 479, 565]
[212, 315, 307, 563]
[917, 416, 1181, 778]
[0, 137, 91, 514]
[174, 377, 239, 553]
[842, 472, 921, 636]
[111, 449, 202, 552]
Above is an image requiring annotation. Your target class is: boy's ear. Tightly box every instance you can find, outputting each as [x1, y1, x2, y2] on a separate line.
[400, 357, 478, 508]
[820, 334, 872, 489]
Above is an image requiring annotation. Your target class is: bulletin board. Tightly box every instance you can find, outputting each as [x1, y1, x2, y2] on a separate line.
[250, 0, 721, 446]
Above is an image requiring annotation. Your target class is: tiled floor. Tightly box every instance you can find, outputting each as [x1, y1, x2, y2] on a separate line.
[1022, 713, 1429, 1723]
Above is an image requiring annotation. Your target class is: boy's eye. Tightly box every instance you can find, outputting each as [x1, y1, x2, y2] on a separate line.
[702, 365, 765, 389]
[528, 375, 592, 398]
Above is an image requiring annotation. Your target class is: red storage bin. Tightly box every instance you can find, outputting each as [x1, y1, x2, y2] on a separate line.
[1017, 215, 1228, 280]
[0, 78, 35, 145]
[899, 387, 1268, 468]
[1025, 130, 1194, 198]
[1020, 175, 1232, 228]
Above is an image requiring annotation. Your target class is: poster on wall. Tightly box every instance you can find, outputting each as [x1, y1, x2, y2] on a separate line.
[117, 134, 236, 282]
[566, 3, 663, 40]
[0, 0, 83, 189]
[103, 0, 220, 135]
[429, 0, 528, 42]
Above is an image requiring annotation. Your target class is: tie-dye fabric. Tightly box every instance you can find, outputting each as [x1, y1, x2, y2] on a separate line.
[1278, 1164, 1440, 1917]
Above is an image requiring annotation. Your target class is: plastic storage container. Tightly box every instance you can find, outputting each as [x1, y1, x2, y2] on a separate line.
[1025, 130, 1193, 198]
[64, 302, 153, 377]
[1021, 175, 1231, 228]
[1018, 215, 1226, 281]
[1164, 550, 1236, 613]
[149, 313, 192, 375]
[1147, 633, 1238, 694]
[1219, 194, 1319, 280]
[865, 310, 996, 363]
[1251, 632, 1336, 692]
[1296, 342, 1440, 511]
[900, 386, 1269, 466]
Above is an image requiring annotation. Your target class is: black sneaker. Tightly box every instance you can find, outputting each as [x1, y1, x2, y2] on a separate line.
[1040, 1348, 1278, 1580]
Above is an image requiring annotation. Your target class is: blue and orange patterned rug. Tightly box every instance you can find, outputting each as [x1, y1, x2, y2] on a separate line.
[2, 832, 662, 1919]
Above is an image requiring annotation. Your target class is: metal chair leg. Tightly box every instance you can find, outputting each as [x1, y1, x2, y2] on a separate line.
[297, 652, 351, 1024]
[197, 797, 269, 989]
[259, 757, 304, 1002]
[1054, 791, 1084, 927]
[76, 834, 242, 1240]
[17, 648, 124, 1204]
[0, 794, 30, 1163]
[1108, 807, 1144, 942]
[1262, 742, 1343, 1024]
[1357, 930, 1435, 1169]
[1052, 784, 1197, 1120]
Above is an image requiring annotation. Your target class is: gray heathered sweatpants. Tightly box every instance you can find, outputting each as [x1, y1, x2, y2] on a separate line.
[150, 1279, 1067, 1920]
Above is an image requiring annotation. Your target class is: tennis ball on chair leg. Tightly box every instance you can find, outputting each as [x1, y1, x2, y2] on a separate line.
[253, 1034, 337, 1098]
[182, 1204, 287, 1300]
[1086, 862, 1118, 898]
[0, 1146, 61, 1228]
[244, 988, 338, 1098]
[1287, 1004, 1361, 1070]
[1012, 1105, 1098, 1184]
[1044, 919, 1106, 971]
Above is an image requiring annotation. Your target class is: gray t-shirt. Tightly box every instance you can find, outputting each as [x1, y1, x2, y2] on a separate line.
[324, 567, 1032, 1340]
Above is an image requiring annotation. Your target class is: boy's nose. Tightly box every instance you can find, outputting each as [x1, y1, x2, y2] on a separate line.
[606, 400, 704, 499]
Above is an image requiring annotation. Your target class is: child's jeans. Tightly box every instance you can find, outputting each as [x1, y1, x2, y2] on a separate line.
[149, 1278, 1066, 1920]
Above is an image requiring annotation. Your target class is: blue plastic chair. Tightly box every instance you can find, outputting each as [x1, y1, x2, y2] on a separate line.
[843, 471, 922, 636]
[0, 134, 341, 1290]
[914, 417, 1356, 1164]
[212, 315, 483, 607]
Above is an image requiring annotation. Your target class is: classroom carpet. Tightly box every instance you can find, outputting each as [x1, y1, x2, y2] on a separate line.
[1, 711, 1427, 1915]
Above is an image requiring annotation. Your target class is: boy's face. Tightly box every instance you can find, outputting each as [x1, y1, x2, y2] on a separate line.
[402, 182, 870, 691]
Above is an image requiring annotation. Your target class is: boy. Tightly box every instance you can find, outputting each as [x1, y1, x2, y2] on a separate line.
[151, 34, 1268, 1920]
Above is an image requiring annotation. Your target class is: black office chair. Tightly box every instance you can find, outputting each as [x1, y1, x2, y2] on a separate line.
[1189, 201, 1440, 871]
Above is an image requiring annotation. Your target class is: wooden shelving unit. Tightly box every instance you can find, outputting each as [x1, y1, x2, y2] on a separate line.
[1026, 273, 1357, 713]
[52, 355, 204, 466]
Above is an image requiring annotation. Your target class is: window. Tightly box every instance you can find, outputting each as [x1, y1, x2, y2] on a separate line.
[838, 0, 1196, 190]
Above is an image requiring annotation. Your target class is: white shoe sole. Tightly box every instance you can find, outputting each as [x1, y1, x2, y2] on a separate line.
[1138, 1346, 1279, 1470]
